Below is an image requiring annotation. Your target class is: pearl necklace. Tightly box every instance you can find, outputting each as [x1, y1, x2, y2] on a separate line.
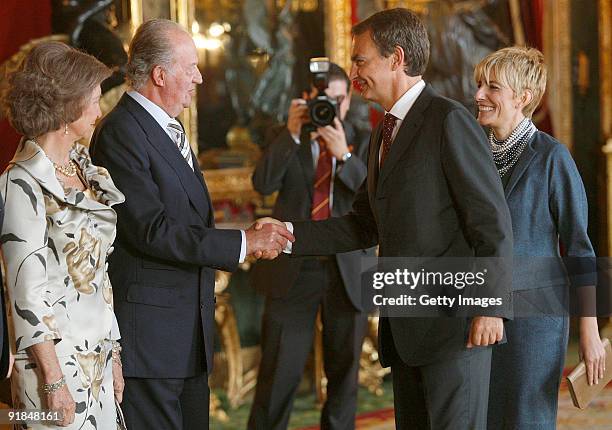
[489, 118, 536, 178]
[31, 138, 78, 177]
[52, 160, 78, 177]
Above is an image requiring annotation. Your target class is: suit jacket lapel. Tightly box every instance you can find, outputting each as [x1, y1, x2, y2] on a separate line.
[377, 85, 433, 189]
[120, 95, 211, 223]
[504, 137, 537, 198]
[297, 132, 315, 200]
[174, 117, 213, 223]
[367, 123, 383, 211]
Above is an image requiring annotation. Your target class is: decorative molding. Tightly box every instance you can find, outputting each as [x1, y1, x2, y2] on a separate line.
[202, 166, 261, 202]
[130, 0, 143, 31]
[543, 0, 572, 150]
[325, 0, 352, 72]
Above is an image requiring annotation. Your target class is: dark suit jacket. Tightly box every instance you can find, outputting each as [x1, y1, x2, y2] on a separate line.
[90, 94, 242, 378]
[251, 124, 376, 312]
[291, 85, 513, 367]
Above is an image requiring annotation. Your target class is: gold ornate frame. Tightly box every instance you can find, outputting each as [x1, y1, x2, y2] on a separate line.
[325, 0, 352, 71]
[544, 0, 573, 150]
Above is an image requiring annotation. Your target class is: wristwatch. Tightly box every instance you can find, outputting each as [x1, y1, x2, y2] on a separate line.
[341, 152, 352, 162]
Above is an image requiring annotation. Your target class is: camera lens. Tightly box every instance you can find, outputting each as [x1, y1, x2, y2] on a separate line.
[310, 99, 336, 127]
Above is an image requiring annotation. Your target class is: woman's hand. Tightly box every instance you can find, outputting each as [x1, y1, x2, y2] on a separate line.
[28, 341, 75, 425]
[46, 384, 75, 427]
[579, 317, 606, 386]
[113, 359, 125, 403]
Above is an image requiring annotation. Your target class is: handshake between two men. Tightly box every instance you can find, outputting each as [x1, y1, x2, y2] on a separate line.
[244, 217, 294, 260]
[244, 216, 505, 349]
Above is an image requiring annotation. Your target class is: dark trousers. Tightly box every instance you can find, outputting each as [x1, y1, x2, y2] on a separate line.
[248, 259, 368, 430]
[390, 344, 492, 430]
[122, 373, 209, 430]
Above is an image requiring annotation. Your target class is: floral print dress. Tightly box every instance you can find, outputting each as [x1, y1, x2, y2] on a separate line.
[0, 139, 125, 429]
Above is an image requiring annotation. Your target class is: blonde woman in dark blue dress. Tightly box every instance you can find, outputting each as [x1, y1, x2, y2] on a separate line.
[474, 46, 606, 429]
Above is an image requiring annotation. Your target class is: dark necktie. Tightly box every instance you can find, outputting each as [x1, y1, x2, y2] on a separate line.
[311, 138, 332, 220]
[380, 113, 398, 167]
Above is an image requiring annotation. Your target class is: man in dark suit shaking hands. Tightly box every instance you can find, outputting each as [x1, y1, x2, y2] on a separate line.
[90, 19, 293, 430]
[259, 8, 513, 430]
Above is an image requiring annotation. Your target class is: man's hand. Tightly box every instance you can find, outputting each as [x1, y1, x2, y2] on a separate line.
[317, 118, 350, 159]
[252, 217, 292, 259]
[287, 98, 309, 139]
[255, 217, 287, 229]
[467, 316, 504, 348]
[246, 220, 294, 260]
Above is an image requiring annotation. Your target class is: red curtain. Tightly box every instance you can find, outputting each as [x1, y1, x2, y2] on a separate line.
[0, 0, 52, 171]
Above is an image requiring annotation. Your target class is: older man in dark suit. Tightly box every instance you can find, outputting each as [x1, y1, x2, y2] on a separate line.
[91, 19, 293, 430]
[259, 8, 513, 430]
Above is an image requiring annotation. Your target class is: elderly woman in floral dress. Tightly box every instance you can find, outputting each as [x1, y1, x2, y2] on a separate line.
[0, 41, 125, 428]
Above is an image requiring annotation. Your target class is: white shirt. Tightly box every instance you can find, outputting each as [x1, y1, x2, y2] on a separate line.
[127, 91, 247, 263]
[127, 91, 179, 140]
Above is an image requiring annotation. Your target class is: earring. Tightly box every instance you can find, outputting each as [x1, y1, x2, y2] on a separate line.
[64, 124, 69, 135]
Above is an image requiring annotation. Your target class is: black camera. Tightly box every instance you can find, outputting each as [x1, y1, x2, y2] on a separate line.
[304, 57, 338, 131]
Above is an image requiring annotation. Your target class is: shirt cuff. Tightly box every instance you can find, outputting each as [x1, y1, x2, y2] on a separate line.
[239, 230, 247, 263]
[283, 222, 294, 254]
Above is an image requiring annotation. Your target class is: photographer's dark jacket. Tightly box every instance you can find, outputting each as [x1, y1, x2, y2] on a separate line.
[251, 123, 376, 312]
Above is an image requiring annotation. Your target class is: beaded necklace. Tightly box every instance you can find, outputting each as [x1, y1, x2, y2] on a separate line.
[489, 117, 536, 178]
[31, 138, 78, 177]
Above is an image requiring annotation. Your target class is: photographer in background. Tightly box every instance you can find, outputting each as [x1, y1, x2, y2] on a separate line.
[248, 60, 375, 430]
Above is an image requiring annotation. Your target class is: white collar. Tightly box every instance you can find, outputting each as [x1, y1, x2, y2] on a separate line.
[127, 90, 175, 132]
[387, 79, 426, 120]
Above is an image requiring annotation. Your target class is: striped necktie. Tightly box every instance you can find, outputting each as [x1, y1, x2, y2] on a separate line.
[167, 120, 194, 170]
[311, 138, 332, 220]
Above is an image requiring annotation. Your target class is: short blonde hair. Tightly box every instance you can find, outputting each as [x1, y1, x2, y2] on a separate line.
[473, 46, 546, 118]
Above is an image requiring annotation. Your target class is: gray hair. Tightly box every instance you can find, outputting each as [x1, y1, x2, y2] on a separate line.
[127, 19, 186, 90]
